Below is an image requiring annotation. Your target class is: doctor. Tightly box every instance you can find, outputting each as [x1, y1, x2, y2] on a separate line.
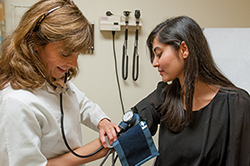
[0, 0, 120, 166]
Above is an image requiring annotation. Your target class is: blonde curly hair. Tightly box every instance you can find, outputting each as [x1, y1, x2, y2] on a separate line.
[0, 0, 93, 90]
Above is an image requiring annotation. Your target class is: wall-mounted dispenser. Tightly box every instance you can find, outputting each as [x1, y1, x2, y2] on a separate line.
[99, 15, 121, 31]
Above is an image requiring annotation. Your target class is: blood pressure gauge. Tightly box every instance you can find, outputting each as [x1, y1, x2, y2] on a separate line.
[123, 110, 140, 126]
[123, 110, 134, 123]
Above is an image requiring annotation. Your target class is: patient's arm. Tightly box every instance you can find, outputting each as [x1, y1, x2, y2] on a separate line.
[46, 138, 110, 166]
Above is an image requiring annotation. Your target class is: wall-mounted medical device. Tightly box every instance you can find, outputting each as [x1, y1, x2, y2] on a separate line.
[99, 15, 121, 31]
[100, 10, 142, 82]
[99, 10, 142, 31]
[100, 10, 143, 117]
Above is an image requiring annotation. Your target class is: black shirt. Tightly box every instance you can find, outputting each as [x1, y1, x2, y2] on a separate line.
[132, 82, 250, 166]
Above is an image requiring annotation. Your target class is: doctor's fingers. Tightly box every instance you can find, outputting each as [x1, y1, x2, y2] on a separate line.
[99, 126, 118, 147]
[99, 128, 107, 147]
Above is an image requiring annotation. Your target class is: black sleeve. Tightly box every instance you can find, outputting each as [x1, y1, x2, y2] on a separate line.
[227, 89, 250, 165]
[131, 81, 168, 136]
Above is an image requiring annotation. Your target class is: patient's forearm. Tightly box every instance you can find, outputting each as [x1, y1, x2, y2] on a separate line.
[46, 138, 110, 166]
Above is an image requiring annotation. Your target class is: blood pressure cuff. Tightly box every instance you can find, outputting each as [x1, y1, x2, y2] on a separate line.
[113, 121, 159, 166]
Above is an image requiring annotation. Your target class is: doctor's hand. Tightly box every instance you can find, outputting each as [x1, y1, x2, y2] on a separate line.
[98, 118, 120, 148]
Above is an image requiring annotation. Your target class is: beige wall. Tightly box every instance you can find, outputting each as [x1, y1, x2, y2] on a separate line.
[3, 0, 250, 165]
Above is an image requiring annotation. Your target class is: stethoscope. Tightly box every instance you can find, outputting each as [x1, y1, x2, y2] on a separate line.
[58, 72, 104, 159]
[57, 73, 132, 165]
[58, 73, 138, 164]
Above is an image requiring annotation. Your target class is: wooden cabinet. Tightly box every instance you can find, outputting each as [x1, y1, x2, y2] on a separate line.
[0, 3, 5, 44]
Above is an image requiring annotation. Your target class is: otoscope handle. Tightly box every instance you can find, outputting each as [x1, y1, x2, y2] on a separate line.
[122, 45, 128, 80]
[132, 46, 139, 81]
[135, 29, 139, 40]
[125, 28, 128, 40]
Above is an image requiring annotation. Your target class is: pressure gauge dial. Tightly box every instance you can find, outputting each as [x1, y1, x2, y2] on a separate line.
[123, 110, 134, 123]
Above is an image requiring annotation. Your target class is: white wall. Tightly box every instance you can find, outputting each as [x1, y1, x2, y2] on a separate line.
[3, 0, 250, 165]
[204, 28, 250, 94]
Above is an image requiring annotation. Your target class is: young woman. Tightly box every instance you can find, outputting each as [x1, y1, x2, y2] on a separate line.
[132, 16, 250, 165]
[0, 0, 119, 165]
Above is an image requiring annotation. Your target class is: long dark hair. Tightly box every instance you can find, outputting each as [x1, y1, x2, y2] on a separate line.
[146, 16, 235, 132]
